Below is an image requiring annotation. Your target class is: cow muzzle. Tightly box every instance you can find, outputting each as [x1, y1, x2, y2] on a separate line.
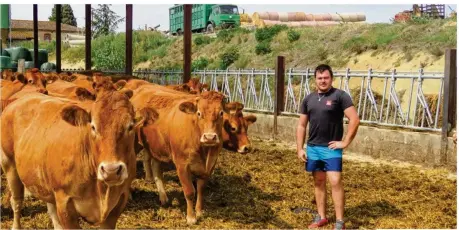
[97, 162, 128, 186]
[237, 145, 251, 154]
[200, 132, 219, 146]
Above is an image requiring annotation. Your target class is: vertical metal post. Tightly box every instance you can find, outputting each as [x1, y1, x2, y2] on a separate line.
[274, 56, 285, 137]
[33, 4, 39, 69]
[125, 4, 133, 75]
[56, 4, 61, 73]
[183, 4, 192, 84]
[440, 49, 457, 164]
[85, 4, 91, 71]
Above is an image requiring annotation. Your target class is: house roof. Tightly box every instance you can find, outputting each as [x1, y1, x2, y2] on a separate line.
[11, 19, 83, 33]
[10, 31, 34, 40]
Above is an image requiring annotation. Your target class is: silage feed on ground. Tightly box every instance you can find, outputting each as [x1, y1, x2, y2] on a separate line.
[1, 139, 456, 229]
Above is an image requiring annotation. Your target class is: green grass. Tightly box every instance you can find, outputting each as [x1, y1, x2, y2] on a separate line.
[55, 19, 457, 70]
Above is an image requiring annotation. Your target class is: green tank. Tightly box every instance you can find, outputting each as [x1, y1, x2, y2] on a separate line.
[0, 5, 10, 29]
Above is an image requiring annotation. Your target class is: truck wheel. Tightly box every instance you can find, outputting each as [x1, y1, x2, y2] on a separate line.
[206, 24, 214, 33]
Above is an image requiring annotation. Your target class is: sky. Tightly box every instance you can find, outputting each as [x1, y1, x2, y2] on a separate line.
[7, 3, 458, 32]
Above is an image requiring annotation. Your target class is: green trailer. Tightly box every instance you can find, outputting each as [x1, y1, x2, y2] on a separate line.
[169, 4, 240, 35]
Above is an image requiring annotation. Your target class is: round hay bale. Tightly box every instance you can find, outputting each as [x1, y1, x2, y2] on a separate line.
[9, 47, 31, 62]
[240, 13, 252, 23]
[264, 20, 279, 26]
[305, 14, 314, 21]
[279, 12, 289, 22]
[340, 14, 351, 22]
[41, 62, 56, 71]
[357, 13, 366, 21]
[348, 14, 359, 22]
[287, 12, 297, 21]
[295, 12, 306, 21]
[0, 56, 11, 68]
[322, 14, 332, 21]
[314, 14, 328, 21]
[267, 12, 279, 21]
[300, 21, 318, 27]
[331, 14, 342, 21]
[291, 21, 301, 27]
[1, 49, 10, 56]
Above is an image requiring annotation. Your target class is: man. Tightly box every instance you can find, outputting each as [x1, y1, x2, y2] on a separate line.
[296, 64, 360, 230]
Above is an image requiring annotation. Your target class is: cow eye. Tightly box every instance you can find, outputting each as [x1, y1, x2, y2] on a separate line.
[28, 79, 33, 84]
[219, 110, 224, 117]
[197, 111, 201, 118]
[127, 123, 134, 131]
[91, 124, 96, 132]
[231, 127, 237, 132]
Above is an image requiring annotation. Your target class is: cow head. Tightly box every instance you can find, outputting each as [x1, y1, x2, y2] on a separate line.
[179, 91, 228, 146]
[24, 68, 48, 95]
[222, 102, 257, 154]
[60, 84, 158, 186]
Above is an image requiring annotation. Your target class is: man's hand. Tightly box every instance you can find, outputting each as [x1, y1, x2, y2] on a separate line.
[328, 141, 349, 150]
[297, 149, 307, 162]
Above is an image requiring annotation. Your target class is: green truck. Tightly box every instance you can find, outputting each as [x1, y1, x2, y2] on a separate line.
[169, 4, 240, 35]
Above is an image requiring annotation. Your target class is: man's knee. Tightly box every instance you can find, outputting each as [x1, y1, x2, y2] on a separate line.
[313, 173, 327, 187]
[328, 175, 342, 188]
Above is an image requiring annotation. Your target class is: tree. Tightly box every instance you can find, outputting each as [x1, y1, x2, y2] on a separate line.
[91, 4, 125, 39]
[49, 4, 77, 27]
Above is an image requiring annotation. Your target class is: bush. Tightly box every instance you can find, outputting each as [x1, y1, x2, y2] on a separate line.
[343, 36, 367, 54]
[92, 34, 125, 70]
[194, 36, 212, 46]
[217, 30, 234, 43]
[192, 57, 209, 71]
[287, 29, 301, 42]
[255, 41, 271, 55]
[255, 24, 288, 42]
[219, 46, 239, 69]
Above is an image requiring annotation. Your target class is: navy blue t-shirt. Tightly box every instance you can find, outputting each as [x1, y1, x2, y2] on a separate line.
[299, 87, 354, 147]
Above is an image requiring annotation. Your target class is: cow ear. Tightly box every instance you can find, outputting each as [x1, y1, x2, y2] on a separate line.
[75, 87, 95, 101]
[225, 102, 244, 114]
[47, 74, 59, 84]
[179, 101, 197, 114]
[245, 115, 257, 125]
[61, 105, 91, 126]
[114, 80, 127, 90]
[135, 107, 159, 128]
[119, 88, 133, 99]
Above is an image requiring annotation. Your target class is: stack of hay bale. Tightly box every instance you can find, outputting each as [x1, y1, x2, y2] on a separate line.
[251, 12, 366, 28]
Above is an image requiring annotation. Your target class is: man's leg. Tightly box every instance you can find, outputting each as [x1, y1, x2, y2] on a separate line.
[327, 171, 344, 221]
[313, 171, 327, 219]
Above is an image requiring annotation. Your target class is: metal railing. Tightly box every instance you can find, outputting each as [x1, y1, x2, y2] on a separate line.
[37, 67, 445, 132]
[131, 68, 445, 132]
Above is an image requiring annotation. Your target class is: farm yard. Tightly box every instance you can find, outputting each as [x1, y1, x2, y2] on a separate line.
[1, 138, 456, 229]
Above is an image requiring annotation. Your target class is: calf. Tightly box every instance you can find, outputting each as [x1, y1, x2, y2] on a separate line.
[222, 102, 257, 153]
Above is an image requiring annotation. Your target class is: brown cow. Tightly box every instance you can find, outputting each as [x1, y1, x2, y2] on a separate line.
[0, 85, 158, 229]
[131, 86, 227, 225]
[222, 102, 257, 153]
[45, 78, 96, 101]
[124, 79, 152, 91]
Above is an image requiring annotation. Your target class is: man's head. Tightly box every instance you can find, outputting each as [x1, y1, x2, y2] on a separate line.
[314, 64, 333, 93]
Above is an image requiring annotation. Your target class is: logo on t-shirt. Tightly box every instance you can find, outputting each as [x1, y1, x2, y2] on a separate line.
[326, 100, 332, 106]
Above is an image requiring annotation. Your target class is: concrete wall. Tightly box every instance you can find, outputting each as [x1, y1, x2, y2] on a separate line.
[246, 112, 457, 170]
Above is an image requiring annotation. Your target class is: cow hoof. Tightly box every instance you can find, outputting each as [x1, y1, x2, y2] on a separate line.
[186, 216, 197, 225]
[196, 210, 205, 218]
[159, 196, 169, 206]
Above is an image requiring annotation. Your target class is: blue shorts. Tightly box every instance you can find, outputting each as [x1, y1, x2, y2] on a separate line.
[305, 144, 343, 172]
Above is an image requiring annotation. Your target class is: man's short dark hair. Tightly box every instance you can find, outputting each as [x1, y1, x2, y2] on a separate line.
[314, 64, 333, 78]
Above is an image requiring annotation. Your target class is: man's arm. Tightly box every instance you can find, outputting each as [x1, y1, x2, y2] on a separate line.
[296, 114, 309, 161]
[342, 106, 360, 147]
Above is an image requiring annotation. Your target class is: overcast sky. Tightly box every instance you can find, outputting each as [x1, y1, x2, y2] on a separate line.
[9, 4, 458, 32]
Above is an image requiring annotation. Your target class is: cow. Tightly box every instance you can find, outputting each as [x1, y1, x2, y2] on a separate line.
[130, 86, 228, 225]
[0, 83, 158, 229]
[124, 79, 152, 91]
[44, 76, 96, 101]
[222, 102, 257, 154]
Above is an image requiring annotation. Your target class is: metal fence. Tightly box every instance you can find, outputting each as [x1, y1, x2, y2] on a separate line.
[41, 67, 445, 132]
[132, 68, 445, 132]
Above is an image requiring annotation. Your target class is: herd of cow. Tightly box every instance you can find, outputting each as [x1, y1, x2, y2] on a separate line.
[0, 68, 258, 229]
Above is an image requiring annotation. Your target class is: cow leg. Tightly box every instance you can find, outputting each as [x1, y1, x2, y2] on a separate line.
[54, 191, 80, 229]
[47, 203, 63, 229]
[142, 149, 153, 181]
[176, 165, 196, 225]
[100, 192, 129, 229]
[1, 152, 24, 230]
[195, 178, 207, 218]
[151, 157, 169, 205]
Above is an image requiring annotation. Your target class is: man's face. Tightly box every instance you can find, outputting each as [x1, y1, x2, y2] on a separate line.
[315, 70, 333, 92]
